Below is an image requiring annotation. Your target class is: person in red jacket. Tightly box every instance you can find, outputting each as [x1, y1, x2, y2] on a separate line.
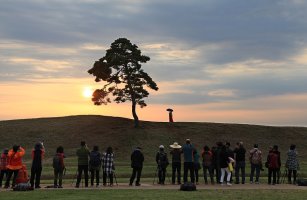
[4, 145, 25, 188]
[53, 146, 65, 188]
[0, 149, 9, 188]
[267, 145, 280, 185]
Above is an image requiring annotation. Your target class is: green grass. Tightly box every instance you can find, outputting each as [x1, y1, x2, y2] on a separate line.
[1, 189, 307, 200]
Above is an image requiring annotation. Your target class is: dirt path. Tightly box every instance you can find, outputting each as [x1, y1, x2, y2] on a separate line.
[36, 183, 307, 190]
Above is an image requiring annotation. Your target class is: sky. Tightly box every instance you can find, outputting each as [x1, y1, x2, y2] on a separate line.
[1, 0, 307, 126]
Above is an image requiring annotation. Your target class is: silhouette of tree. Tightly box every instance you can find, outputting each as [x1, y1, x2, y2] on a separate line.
[88, 38, 158, 127]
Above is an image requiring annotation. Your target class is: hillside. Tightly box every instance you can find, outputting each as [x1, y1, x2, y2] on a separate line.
[0, 115, 306, 163]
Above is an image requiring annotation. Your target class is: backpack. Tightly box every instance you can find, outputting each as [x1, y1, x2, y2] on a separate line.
[202, 151, 212, 167]
[13, 183, 33, 191]
[297, 179, 307, 186]
[180, 182, 196, 191]
[89, 151, 101, 167]
[53, 154, 61, 170]
[250, 150, 261, 165]
[158, 152, 169, 168]
[16, 165, 29, 184]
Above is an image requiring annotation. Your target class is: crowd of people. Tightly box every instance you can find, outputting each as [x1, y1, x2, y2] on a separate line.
[0, 139, 300, 189]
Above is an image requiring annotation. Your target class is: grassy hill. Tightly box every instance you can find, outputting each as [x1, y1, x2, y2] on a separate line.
[0, 115, 306, 161]
[1, 115, 307, 179]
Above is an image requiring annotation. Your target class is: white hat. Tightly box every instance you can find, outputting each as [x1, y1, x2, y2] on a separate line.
[169, 142, 182, 149]
[159, 145, 164, 149]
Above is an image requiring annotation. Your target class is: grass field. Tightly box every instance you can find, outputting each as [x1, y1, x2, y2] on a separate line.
[1, 189, 307, 200]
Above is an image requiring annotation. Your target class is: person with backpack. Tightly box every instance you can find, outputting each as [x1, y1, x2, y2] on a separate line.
[102, 147, 114, 186]
[202, 145, 214, 184]
[249, 144, 262, 184]
[182, 139, 195, 183]
[156, 145, 169, 185]
[193, 149, 201, 185]
[234, 142, 246, 184]
[89, 146, 101, 187]
[0, 149, 9, 188]
[169, 142, 182, 185]
[129, 147, 144, 186]
[4, 145, 25, 188]
[30, 142, 45, 189]
[53, 146, 65, 188]
[267, 145, 280, 185]
[286, 144, 299, 184]
[75, 141, 90, 188]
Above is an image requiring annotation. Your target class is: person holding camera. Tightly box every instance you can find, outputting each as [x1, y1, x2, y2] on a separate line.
[30, 142, 45, 189]
[4, 145, 25, 188]
[102, 147, 114, 186]
[75, 141, 90, 188]
[129, 147, 144, 186]
[156, 145, 169, 185]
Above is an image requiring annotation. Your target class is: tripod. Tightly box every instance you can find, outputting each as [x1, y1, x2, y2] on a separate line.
[153, 166, 171, 184]
[280, 169, 288, 184]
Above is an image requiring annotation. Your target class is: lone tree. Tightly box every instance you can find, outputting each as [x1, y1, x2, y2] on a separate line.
[88, 38, 159, 127]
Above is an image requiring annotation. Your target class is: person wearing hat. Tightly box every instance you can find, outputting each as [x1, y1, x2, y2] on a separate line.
[156, 145, 169, 185]
[129, 147, 144, 186]
[170, 142, 182, 184]
[182, 139, 196, 183]
[0, 149, 9, 188]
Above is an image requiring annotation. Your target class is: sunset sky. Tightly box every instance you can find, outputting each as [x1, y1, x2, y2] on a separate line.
[1, 0, 307, 126]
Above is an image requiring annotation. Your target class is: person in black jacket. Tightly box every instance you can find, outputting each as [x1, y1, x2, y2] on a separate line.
[30, 142, 45, 189]
[234, 142, 246, 184]
[129, 147, 144, 186]
[156, 145, 169, 185]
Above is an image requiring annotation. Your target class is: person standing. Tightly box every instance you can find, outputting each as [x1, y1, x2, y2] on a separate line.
[249, 144, 262, 184]
[129, 147, 144, 186]
[53, 146, 65, 188]
[267, 145, 280, 185]
[182, 139, 195, 183]
[286, 144, 299, 184]
[102, 147, 114, 186]
[4, 145, 25, 188]
[202, 145, 214, 184]
[30, 142, 45, 189]
[89, 146, 102, 187]
[219, 145, 232, 186]
[156, 145, 169, 185]
[75, 141, 90, 188]
[234, 142, 246, 184]
[169, 142, 182, 185]
[0, 149, 9, 188]
[193, 149, 201, 185]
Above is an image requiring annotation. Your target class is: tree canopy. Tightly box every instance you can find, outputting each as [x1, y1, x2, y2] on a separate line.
[88, 38, 158, 127]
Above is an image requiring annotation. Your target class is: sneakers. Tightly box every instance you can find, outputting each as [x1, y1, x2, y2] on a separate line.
[135, 183, 141, 186]
[226, 182, 232, 186]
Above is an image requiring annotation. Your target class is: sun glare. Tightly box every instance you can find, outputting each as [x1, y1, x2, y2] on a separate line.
[83, 87, 93, 98]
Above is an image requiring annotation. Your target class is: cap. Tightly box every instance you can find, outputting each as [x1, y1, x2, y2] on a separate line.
[159, 145, 164, 149]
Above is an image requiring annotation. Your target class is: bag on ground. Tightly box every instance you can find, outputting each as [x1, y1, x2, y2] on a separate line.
[15, 165, 29, 184]
[180, 182, 196, 191]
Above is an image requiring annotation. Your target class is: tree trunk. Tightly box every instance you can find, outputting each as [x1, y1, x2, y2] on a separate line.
[132, 100, 139, 128]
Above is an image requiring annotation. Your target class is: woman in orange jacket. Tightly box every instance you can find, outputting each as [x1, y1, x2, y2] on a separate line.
[4, 145, 25, 188]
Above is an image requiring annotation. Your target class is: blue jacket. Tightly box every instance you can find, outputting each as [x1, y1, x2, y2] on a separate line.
[182, 144, 194, 162]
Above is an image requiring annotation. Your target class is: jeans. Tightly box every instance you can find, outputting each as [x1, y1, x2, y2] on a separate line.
[288, 170, 297, 184]
[250, 163, 261, 182]
[268, 168, 277, 184]
[54, 169, 63, 187]
[203, 165, 214, 184]
[158, 167, 166, 184]
[0, 170, 8, 187]
[183, 162, 195, 183]
[5, 169, 19, 188]
[130, 167, 142, 185]
[235, 161, 246, 183]
[103, 172, 113, 185]
[172, 162, 181, 184]
[76, 165, 89, 187]
[30, 167, 42, 188]
[90, 169, 100, 186]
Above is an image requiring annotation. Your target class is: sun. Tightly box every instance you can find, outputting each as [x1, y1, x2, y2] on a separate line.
[83, 87, 93, 98]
